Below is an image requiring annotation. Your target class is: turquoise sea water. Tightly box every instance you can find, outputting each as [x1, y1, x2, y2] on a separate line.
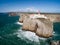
[0, 13, 60, 45]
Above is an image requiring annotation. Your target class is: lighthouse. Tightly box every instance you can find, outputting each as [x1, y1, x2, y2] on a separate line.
[30, 10, 47, 19]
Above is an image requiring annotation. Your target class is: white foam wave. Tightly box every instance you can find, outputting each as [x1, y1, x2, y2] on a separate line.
[53, 31, 55, 35]
[53, 31, 60, 36]
[15, 28, 47, 44]
[15, 22, 23, 25]
[17, 29, 40, 42]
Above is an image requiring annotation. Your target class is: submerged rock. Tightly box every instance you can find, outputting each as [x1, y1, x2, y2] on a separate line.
[51, 41, 60, 45]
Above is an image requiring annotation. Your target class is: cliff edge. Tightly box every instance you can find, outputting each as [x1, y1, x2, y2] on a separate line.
[19, 14, 54, 38]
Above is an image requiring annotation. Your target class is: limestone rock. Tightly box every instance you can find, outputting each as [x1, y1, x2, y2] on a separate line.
[22, 18, 30, 30]
[22, 18, 37, 32]
[20, 14, 53, 38]
[36, 19, 53, 38]
[19, 14, 29, 23]
[29, 19, 37, 32]
[19, 14, 24, 23]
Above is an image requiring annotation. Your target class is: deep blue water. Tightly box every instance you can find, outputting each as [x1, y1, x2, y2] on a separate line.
[0, 13, 60, 45]
[52, 22, 60, 40]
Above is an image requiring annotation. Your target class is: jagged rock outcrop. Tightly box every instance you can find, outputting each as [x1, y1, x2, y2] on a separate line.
[29, 19, 37, 32]
[19, 14, 29, 23]
[19, 14, 53, 38]
[22, 18, 37, 32]
[22, 18, 30, 30]
[19, 14, 23, 23]
[36, 19, 53, 38]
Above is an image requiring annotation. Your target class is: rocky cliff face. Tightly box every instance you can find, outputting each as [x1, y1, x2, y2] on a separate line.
[35, 19, 53, 38]
[22, 18, 37, 32]
[19, 14, 29, 23]
[19, 14, 53, 38]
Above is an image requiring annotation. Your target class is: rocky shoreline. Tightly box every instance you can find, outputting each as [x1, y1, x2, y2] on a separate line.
[19, 14, 53, 38]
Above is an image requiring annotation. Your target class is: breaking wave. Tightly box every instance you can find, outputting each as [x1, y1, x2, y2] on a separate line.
[15, 22, 51, 45]
[16, 22, 23, 25]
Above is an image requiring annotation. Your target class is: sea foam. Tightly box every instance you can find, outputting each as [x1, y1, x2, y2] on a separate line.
[16, 22, 23, 25]
[15, 22, 49, 45]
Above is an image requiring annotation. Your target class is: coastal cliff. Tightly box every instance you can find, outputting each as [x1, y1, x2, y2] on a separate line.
[19, 14, 54, 38]
[36, 19, 53, 38]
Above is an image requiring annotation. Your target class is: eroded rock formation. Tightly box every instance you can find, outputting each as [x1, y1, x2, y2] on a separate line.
[22, 18, 37, 32]
[19, 14, 29, 23]
[36, 19, 53, 38]
[19, 14, 53, 38]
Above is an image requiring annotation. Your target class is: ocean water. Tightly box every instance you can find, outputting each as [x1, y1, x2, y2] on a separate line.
[0, 13, 60, 45]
